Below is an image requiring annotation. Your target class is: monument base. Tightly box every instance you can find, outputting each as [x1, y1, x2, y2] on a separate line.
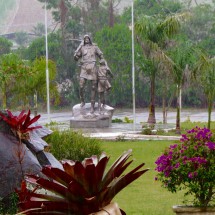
[70, 103, 114, 128]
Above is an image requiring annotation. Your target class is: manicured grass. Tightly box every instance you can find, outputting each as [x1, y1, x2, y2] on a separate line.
[101, 140, 184, 215]
[181, 120, 215, 132]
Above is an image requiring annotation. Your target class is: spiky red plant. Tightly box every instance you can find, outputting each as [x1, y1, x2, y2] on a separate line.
[0, 109, 41, 139]
[16, 149, 149, 215]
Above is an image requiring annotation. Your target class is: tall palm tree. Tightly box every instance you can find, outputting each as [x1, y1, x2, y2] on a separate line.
[194, 53, 215, 129]
[135, 13, 186, 124]
[169, 42, 194, 133]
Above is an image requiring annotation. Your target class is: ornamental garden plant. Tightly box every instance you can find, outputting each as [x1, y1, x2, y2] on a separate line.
[16, 150, 149, 214]
[155, 127, 215, 207]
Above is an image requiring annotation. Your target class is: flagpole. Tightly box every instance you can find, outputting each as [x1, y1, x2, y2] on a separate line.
[45, 0, 50, 122]
[131, 0, 136, 131]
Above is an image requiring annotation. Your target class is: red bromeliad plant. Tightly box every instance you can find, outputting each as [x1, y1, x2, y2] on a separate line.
[0, 109, 42, 178]
[0, 109, 41, 139]
[16, 149, 149, 215]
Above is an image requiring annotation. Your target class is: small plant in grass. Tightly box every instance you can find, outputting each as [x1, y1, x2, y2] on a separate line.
[115, 135, 126, 142]
[16, 149, 149, 214]
[156, 129, 166, 135]
[155, 126, 215, 207]
[112, 118, 123, 123]
[124, 116, 133, 123]
[142, 128, 152, 135]
[44, 129, 103, 161]
[45, 120, 66, 129]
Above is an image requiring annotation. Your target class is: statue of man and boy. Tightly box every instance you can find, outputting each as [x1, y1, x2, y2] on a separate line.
[74, 35, 113, 113]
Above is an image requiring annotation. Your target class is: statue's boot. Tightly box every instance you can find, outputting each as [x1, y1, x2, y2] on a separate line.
[80, 96, 85, 107]
[90, 100, 95, 113]
[98, 101, 101, 113]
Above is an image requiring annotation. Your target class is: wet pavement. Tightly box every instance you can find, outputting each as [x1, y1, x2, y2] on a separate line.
[37, 108, 214, 140]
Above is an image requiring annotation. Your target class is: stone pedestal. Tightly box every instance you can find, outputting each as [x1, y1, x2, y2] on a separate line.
[70, 103, 114, 128]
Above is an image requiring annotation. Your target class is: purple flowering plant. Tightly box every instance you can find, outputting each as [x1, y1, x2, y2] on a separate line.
[155, 127, 215, 207]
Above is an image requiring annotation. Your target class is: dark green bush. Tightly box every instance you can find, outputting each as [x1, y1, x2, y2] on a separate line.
[141, 128, 153, 135]
[0, 192, 18, 214]
[112, 118, 123, 123]
[44, 130, 103, 161]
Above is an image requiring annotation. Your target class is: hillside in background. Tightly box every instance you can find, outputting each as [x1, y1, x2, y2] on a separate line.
[1, 0, 54, 34]
[0, 0, 17, 34]
[0, 0, 213, 35]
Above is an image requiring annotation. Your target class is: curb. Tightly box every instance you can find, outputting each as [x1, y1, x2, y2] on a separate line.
[84, 132, 181, 141]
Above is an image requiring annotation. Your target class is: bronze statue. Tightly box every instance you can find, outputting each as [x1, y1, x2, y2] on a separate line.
[97, 59, 113, 112]
[74, 35, 104, 113]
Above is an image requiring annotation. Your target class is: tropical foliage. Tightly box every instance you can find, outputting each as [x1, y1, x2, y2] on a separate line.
[0, 109, 41, 139]
[168, 41, 196, 133]
[194, 53, 215, 129]
[1, 0, 215, 119]
[135, 12, 186, 123]
[0, 37, 12, 55]
[16, 149, 149, 214]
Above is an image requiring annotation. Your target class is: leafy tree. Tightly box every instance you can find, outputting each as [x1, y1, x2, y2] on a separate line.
[0, 53, 30, 109]
[0, 37, 13, 55]
[182, 3, 215, 55]
[26, 33, 61, 63]
[27, 57, 60, 111]
[0, 53, 59, 110]
[194, 53, 215, 129]
[26, 30, 80, 105]
[25, 32, 69, 78]
[95, 24, 142, 106]
[14, 31, 29, 47]
[121, 0, 183, 25]
[25, 36, 46, 61]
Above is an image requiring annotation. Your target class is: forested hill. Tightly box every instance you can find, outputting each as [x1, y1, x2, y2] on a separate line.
[0, 0, 53, 34]
[0, 0, 212, 34]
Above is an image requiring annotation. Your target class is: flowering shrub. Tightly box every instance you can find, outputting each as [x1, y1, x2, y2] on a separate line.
[155, 127, 215, 207]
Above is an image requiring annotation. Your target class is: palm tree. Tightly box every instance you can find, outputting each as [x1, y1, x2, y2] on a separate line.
[194, 53, 215, 129]
[135, 13, 185, 124]
[32, 23, 45, 37]
[169, 42, 195, 133]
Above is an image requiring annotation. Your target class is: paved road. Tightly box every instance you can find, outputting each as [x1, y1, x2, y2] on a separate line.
[38, 108, 214, 124]
[37, 108, 214, 135]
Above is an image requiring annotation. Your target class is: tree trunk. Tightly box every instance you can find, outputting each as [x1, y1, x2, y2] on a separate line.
[162, 77, 168, 124]
[109, 0, 114, 27]
[162, 96, 167, 124]
[207, 97, 212, 129]
[2, 83, 7, 109]
[147, 74, 156, 124]
[175, 85, 181, 134]
[59, 0, 70, 79]
[34, 90, 38, 116]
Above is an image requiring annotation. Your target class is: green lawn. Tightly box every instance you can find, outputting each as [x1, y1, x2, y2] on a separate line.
[101, 140, 184, 215]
